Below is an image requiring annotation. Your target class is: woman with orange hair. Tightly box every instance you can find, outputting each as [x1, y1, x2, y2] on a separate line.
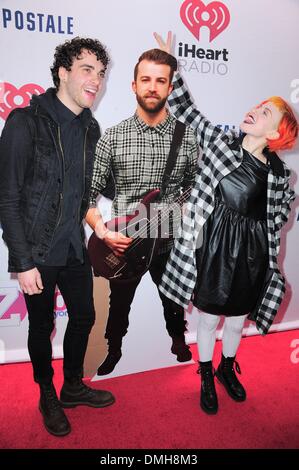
[155, 32, 298, 415]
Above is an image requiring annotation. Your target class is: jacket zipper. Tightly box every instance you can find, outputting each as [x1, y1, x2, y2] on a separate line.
[78, 127, 88, 221]
[55, 125, 65, 229]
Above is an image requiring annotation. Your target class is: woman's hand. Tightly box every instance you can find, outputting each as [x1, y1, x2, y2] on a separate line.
[153, 31, 173, 55]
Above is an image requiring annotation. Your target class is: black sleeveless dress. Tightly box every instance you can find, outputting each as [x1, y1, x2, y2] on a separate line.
[193, 149, 269, 316]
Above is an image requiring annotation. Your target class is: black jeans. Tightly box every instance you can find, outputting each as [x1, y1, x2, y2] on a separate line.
[24, 249, 95, 384]
[106, 251, 186, 346]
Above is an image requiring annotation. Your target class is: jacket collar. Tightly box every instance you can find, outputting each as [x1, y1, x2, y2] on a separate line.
[30, 88, 93, 129]
[262, 148, 285, 177]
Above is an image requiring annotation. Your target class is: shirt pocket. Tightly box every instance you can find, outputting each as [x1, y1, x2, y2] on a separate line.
[34, 139, 56, 179]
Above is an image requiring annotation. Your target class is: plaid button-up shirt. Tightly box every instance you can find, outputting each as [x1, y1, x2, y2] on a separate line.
[159, 72, 295, 334]
[90, 112, 199, 253]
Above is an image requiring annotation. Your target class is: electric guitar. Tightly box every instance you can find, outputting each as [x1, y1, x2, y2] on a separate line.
[87, 187, 191, 282]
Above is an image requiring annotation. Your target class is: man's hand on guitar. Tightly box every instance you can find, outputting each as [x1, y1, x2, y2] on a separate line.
[94, 218, 132, 256]
[102, 230, 133, 257]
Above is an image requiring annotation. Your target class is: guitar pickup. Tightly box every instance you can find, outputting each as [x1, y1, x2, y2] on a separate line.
[105, 253, 121, 268]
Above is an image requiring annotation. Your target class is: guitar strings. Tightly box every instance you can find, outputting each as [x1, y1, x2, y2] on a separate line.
[123, 186, 192, 255]
[128, 186, 191, 243]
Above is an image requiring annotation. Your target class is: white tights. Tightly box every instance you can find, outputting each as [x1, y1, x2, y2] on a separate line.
[197, 312, 247, 362]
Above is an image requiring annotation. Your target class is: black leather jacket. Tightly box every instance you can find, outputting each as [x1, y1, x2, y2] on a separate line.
[0, 89, 100, 272]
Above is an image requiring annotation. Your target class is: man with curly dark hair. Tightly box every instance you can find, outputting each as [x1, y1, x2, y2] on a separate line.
[51, 37, 110, 90]
[0, 37, 115, 437]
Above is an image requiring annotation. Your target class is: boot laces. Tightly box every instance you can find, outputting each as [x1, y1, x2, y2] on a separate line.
[75, 379, 96, 398]
[197, 366, 216, 392]
[42, 386, 60, 410]
[224, 359, 242, 375]
[223, 359, 242, 389]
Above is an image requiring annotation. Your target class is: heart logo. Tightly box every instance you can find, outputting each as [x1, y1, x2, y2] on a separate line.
[0, 82, 45, 121]
[180, 0, 230, 42]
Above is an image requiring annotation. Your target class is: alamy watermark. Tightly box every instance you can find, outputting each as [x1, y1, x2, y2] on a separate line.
[290, 79, 299, 104]
[290, 338, 299, 364]
[109, 199, 204, 250]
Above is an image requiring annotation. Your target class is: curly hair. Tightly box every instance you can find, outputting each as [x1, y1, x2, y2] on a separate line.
[51, 37, 110, 90]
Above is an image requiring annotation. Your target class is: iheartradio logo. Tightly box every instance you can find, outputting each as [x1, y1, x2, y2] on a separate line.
[0, 82, 45, 121]
[180, 0, 230, 42]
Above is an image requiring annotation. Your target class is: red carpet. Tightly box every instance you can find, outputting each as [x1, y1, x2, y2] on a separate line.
[0, 329, 299, 449]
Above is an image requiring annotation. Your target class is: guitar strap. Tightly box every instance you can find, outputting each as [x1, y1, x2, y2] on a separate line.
[160, 120, 186, 198]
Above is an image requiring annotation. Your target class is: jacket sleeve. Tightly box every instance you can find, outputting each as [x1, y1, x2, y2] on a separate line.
[275, 168, 296, 230]
[89, 130, 113, 206]
[168, 71, 231, 151]
[0, 111, 36, 272]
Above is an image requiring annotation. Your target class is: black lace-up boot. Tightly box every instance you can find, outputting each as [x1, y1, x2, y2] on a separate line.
[171, 334, 192, 362]
[216, 354, 246, 402]
[39, 382, 71, 436]
[197, 361, 218, 414]
[60, 374, 115, 408]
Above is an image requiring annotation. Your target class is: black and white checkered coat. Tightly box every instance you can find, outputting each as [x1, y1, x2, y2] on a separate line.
[160, 72, 295, 335]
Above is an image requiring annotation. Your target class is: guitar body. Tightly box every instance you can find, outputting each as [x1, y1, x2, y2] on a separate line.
[88, 189, 162, 282]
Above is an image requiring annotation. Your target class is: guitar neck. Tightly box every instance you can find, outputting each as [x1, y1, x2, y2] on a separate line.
[148, 186, 192, 238]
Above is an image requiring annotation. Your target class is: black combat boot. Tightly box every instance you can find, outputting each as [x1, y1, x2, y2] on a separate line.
[60, 374, 115, 408]
[216, 354, 246, 402]
[197, 361, 218, 415]
[171, 334, 192, 362]
[97, 338, 122, 376]
[39, 382, 71, 436]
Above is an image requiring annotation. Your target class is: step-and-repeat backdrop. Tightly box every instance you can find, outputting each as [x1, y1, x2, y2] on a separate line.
[0, 1, 298, 374]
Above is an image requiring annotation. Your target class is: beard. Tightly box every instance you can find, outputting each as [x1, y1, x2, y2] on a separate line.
[136, 92, 168, 114]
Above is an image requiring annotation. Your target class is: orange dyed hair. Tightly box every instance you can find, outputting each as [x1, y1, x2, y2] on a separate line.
[261, 97, 298, 152]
